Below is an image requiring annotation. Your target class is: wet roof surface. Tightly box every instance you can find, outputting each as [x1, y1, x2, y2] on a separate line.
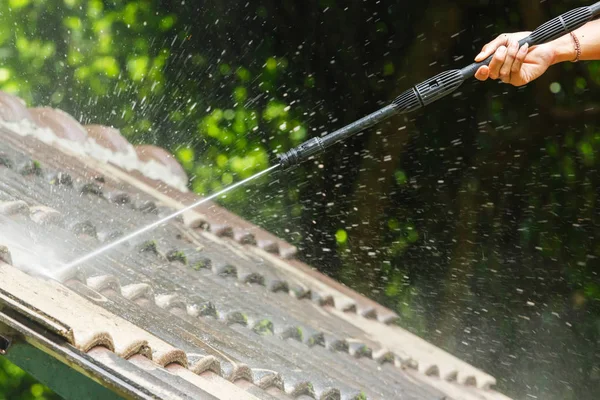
[0, 92, 512, 400]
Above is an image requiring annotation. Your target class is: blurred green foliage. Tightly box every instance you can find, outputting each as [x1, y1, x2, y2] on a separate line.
[0, 357, 58, 400]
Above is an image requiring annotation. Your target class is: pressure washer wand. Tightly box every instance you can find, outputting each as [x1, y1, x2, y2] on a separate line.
[277, 2, 600, 169]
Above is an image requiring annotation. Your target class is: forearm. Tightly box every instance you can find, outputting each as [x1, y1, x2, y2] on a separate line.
[551, 19, 600, 65]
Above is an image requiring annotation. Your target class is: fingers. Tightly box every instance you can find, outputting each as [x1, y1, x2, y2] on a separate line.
[510, 43, 529, 77]
[488, 45, 507, 80]
[475, 34, 510, 62]
[499, 39, 520, 83]
[474, 66, 490, 81]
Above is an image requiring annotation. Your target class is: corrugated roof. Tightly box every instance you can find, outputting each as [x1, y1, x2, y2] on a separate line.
[0, 91, 513, 400]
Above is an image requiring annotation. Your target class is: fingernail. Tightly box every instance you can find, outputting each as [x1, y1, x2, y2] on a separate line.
[475, 52, 484, 60]
[520, 43, 529, 52]
[497, 46, 507, 54]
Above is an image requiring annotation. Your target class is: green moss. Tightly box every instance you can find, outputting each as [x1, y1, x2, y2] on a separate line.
[217, 264, 237, 277]
[0, 152, 13, 168]
[138, 240, 158, 255]
[192, 260, 209, 271]
[226, 312, 248, 326]
[225, 311, 248, 326]
[379, 352, 395, 364]
[355, 345, 372, 358]
[50, 172, 73, 186]
[20, 160, 42, 176]
[307, 333, 324, 347]
[305, 382, 315, 395]
[252, 319, 274, 336]
[166, 250, 187, 265]
[80, 182, 103, 197]
[197, 302, 217, 318]
[354, 391, 368, 400]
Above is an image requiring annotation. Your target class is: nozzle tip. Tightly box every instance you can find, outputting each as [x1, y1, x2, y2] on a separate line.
[277, 151, 293, 170]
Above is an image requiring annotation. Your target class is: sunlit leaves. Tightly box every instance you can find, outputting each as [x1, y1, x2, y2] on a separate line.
[176, 147, 194, 168]
[234, 86, 248, 103]
[0, 68, 11, 83]
[265, 57, 277, 72]
[123, 2, 140, 26]
[93, 56, 120, 77]
[383, 61, 395, 76]
[575, 77, 586, 90]
[223, 109, 235, 120]
[584, 282, 600, 301]
[8, 0, 31, 10]
[15, 37, 55, 63]
[219, 63, 231, 76]
[236, 67, 251, 82]
[335, 229, 348, 244]
[68, 49, 84, 66]
[0, 357, 57, 399]
[87, 0, 103, 19]
[127, 56, 149, 81]
[304, 75, 315, 88]
[394, 170, 407, 185]
[63, 0, 80, 8]
[64, 16, 83, 31]
[290, 124, 307, 141]
[263, 101, 288, 121]
[159, 15, 176, 31]
[216, 154, 228, 168]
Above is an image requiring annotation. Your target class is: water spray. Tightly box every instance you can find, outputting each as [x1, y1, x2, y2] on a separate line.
[56, 165, 279, 274]
[60, 2, 600, 272]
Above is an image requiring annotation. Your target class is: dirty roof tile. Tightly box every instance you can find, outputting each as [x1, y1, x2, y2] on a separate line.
[30, 107, 89, 143]
[85, 125, 131, 154]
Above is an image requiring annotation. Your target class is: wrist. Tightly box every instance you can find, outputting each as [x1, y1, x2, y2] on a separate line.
[550, 33, 578, 65]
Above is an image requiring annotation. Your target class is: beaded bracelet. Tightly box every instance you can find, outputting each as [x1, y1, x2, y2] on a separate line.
[570, 32, 581, 63]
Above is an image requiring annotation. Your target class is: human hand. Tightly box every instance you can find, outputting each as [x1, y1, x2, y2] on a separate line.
[474, 32, 556, 87]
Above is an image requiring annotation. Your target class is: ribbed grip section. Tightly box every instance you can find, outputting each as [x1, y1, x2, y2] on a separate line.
[392, 88, 421, 114]
[415, 69, 464, 106]
[529, 7, 592, 45]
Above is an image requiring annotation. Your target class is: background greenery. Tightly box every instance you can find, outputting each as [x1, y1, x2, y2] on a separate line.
[0, 1, 599, 399]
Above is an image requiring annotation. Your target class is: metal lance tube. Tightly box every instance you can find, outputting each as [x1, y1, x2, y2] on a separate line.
[278, 1, 600, 169]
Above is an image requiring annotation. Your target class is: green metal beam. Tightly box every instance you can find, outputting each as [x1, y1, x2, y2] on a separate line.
[0, 308, 156, 400]
[2, 341, 124, 400]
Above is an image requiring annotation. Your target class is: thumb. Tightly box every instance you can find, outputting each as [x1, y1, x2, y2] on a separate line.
[475, 47, 490, 62]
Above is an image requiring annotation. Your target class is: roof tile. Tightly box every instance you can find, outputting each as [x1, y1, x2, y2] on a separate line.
[85, 125, 131, 153]
[0, 91, 33, 122]
[30, 107, 89, 143]
[0, 200, 29, 216]
[135, 144, 188, 184]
